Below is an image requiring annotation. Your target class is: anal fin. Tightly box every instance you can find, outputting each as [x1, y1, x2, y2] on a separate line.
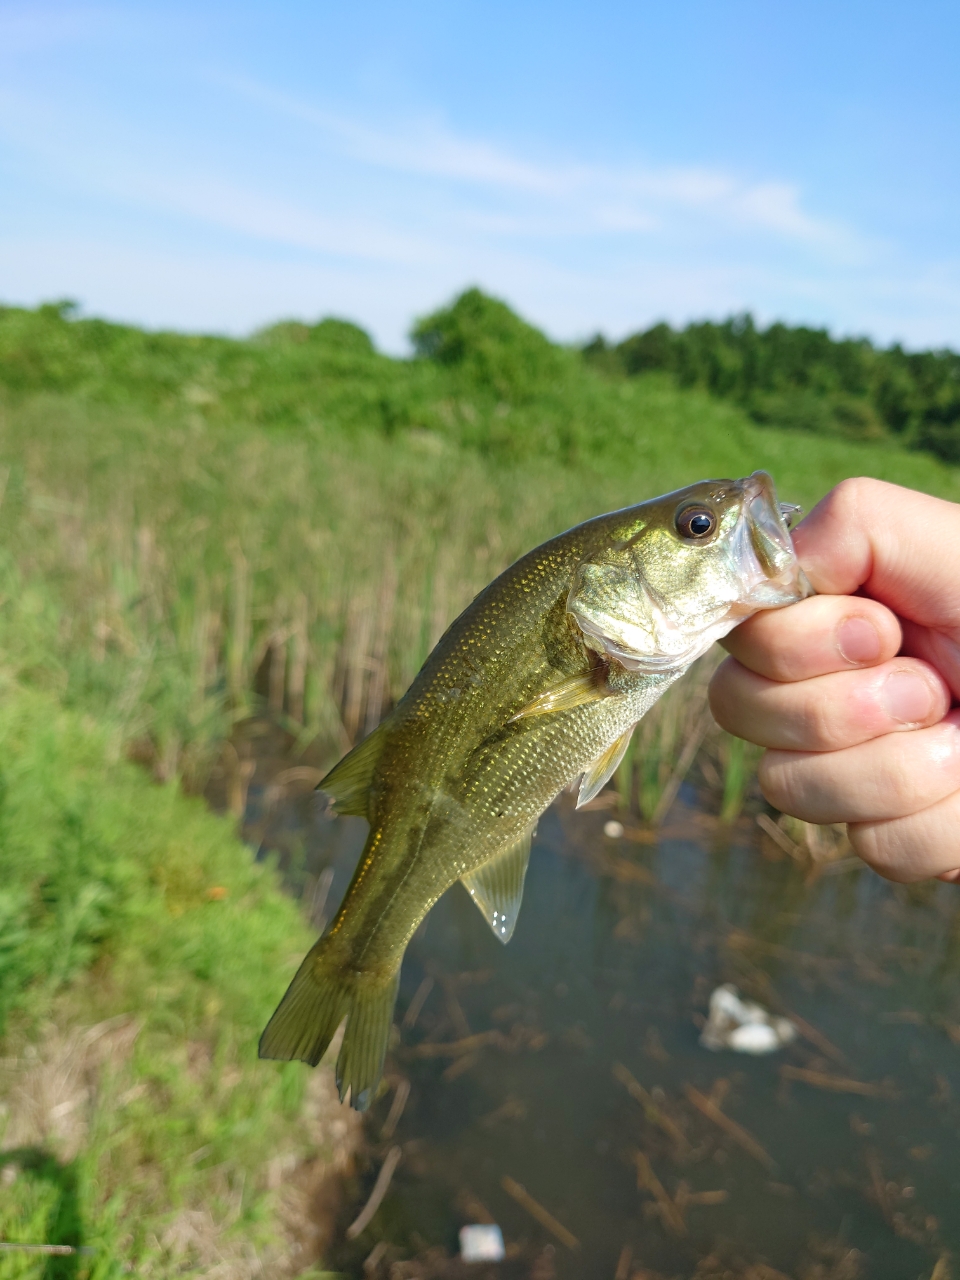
[577, 726, 635, 808]
[319, 720, 390, 817]
[511, 667, 613, 721]
[461, 828, 534, 944]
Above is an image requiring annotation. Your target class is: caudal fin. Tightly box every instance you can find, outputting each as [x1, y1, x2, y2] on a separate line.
[259, 942, 399, 1111]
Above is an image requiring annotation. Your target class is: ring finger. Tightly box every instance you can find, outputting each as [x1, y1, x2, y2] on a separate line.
[758, 711, 960, 824]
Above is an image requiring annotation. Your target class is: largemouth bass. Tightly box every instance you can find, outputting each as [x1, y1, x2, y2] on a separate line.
[260, 471, 810, 1107]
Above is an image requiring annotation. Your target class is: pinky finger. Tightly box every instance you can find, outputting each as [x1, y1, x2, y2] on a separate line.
[849, 788, 960, 883]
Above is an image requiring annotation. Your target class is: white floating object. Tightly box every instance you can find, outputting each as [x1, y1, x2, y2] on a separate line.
[603, 820, 625, 838]
[459, 1224, 506, 1262]
[700, 983, 797, 1055]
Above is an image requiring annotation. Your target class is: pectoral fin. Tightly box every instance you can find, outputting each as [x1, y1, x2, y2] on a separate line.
[577, 726, 635, 808]
[511, 668, 612, 721]
[461, 828, 535, 944]
[318, 721, 390, 817]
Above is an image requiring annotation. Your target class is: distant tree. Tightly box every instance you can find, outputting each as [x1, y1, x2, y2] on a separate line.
[585, 313, 960, 458]
[411, 287, 568, 403]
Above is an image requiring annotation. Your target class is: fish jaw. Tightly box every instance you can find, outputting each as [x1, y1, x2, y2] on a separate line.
[730, 471, 813, 611]
[572, 582, 732, 674]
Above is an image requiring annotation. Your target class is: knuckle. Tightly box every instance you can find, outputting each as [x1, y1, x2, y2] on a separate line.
[824, 476, 876, 523]
[803, 699, 843, 751]
[847, 824, 912, 882]
[756, 751, 799, 812]
[859, 762, 924, 820]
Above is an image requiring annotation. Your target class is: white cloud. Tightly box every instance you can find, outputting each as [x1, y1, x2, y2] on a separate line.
[216, 73, 855, 251]
[135, 175, 441, 267]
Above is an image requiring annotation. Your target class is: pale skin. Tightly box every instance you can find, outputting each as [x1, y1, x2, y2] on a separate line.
[709, 476, 960, 884]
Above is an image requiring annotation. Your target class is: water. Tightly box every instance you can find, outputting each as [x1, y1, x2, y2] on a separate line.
[221, 724, 960, 1279]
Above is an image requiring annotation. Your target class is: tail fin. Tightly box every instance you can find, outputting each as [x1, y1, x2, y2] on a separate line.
[259, 942, 399, 1111]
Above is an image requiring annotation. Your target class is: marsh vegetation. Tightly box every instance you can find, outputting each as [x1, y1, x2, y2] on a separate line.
[1, 290, 959, 1276]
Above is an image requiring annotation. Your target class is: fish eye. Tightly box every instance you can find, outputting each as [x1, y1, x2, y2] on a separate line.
[675, 505, 717, 540]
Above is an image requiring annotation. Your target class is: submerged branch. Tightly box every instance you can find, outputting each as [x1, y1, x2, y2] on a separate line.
[683, 1084, 776, 1173]
[346, 1146, 402, 1240]
[500, 1175, 580, 1251]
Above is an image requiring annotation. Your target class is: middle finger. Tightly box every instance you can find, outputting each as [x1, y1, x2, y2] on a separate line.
[709, 656, 951, 751]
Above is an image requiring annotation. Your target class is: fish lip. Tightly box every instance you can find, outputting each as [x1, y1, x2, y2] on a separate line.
[739, 470, 776, 502]
[731, 471, 812, 608]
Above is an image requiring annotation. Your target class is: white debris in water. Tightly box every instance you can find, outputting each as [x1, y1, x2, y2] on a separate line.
[603, 819, 625, 838]
[725, 1021, 786, 1053]
[700, 983, 797, 1055]
[459, 1224, 505, 1262]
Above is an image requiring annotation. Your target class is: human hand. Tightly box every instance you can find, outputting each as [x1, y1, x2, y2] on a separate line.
[709, 477, 960, 883]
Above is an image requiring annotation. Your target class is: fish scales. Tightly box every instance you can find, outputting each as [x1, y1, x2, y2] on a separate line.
[260, 472, 811, 1107]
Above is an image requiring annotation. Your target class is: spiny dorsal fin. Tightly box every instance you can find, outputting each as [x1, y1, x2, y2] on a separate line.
[318, 721, 390, 818]
[461, 828, 535, 944]
[510, 667, 613, 721]
[577, 726, 635, 808]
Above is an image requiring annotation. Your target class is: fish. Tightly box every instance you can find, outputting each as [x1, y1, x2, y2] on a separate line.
[259, 470, 810, 1107]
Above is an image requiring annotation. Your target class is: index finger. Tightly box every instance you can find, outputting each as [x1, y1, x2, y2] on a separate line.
[722, 592, 902, 682]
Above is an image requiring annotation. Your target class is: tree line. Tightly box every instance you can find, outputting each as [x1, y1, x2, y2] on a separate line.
[584, 314, 960, 463]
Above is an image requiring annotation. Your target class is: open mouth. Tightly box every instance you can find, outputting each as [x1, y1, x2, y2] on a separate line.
[735, 472, 813, 609]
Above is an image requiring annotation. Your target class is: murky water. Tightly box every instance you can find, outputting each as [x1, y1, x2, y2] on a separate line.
[221, 724, 960, 1279]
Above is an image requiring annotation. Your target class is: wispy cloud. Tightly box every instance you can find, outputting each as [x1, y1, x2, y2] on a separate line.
[216, 73, 856, 251]
[0, 86, 441, 267]
[136, 175, 440, 266]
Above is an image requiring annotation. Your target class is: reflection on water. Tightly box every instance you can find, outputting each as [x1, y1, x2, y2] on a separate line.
[223, 723, 960, 1280]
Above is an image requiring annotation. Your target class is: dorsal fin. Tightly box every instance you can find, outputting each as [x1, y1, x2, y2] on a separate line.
[577, 726, 635, 808]
[461, 828, 535, 944]
[318, 721, 390, 817]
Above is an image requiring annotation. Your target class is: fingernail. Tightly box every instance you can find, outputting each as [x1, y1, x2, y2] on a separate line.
[837, 616, 881, 665]
[880, 670, 934, 725]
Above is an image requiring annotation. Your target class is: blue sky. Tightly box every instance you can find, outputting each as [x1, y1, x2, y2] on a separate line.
[2, 1, 959, 350]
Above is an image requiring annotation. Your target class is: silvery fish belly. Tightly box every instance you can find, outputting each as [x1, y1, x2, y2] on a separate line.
[259, 470, 811, 1108]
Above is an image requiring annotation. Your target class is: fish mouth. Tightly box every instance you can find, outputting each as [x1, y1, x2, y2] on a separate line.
[730, 471, 813, 612]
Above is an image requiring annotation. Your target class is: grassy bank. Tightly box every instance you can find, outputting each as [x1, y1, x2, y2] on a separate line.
[0, 675, 363, 1274]
[0, 677, 359, 1277]
[4, 291, 959, 788]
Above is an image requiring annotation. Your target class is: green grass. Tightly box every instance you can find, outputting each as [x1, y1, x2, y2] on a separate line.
[1, 366, 956, 780]
[0, 679, 347, 1277]
[2, 290, 960, 1272]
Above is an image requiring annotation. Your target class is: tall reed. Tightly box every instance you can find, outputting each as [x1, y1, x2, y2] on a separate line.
[2, 385, 955, 827]
[0, 398, 625, 783]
